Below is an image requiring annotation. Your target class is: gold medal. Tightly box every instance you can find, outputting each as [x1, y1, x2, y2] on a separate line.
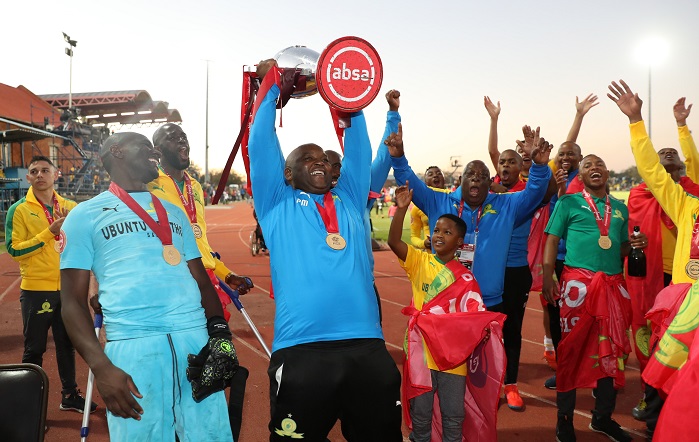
[53, 231, 66, 253]
[192, 222, 203, 239]
[326, 233, 346, 250]
[598, 235, 612, 250]
[686, 259, 699, 279]
[163, 245, 181, 265]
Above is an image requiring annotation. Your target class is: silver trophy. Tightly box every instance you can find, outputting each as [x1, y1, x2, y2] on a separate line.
[273, 45, 320, 100]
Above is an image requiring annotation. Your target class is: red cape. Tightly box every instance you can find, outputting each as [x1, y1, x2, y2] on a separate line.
[557, 267, 632, 392]
[401, 260, 506, 442]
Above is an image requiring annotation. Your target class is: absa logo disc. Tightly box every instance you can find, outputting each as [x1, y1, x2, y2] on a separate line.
[316, 37, 383, 112]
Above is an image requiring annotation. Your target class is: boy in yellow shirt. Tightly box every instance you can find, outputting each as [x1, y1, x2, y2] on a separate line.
[388, 181, 505, 442]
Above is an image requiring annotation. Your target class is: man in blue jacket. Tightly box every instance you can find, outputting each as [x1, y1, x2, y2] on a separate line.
[387, 125, 552, 309]
[249, 60, 402, 441]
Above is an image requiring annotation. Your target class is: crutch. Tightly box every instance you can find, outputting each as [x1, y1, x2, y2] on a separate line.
[216, 276, 272, 358]
[80, 313, 102, 441]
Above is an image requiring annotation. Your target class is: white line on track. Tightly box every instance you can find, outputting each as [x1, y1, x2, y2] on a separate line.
[0, 276, 21, 302]
[232, 331, 270, 360]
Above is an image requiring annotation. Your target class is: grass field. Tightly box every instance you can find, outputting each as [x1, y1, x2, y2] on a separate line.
[610, 190, 630, 203]
[370, 209, 410, 243]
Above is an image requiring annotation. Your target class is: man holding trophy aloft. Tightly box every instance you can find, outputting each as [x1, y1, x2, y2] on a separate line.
[248, 40, 403, 441]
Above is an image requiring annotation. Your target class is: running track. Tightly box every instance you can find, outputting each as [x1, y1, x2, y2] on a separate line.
[0, 201, 647, 441]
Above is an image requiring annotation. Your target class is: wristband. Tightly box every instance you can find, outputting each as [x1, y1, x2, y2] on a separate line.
[207, 315, 232, 339]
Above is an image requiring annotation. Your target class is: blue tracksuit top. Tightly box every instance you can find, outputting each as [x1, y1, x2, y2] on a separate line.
[392, 156, 551, 306]
[249, 83, 382, 352]
[364, 110, 401, 272]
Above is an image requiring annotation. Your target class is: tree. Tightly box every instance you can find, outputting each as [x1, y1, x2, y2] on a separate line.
[187, 162, 203, 181]
[208, 168, 246, 187]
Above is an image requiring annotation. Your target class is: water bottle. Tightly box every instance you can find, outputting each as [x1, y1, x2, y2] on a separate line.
[628, 225, 647, 277]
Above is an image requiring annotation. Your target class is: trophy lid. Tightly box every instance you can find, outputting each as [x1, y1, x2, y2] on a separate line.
[273, 46, 319, 76]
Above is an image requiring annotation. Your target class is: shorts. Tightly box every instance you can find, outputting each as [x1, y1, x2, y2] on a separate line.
[104, 329, 232, 441]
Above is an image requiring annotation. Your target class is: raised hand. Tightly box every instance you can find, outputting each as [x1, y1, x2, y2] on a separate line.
[555, 168, 568, 186]
[386, 89, 400, 112]
[256, 59, 277, 80]
[607, 80, 643, 123]
[520, 125, 540, 157]
[575, 93, 599, 116]
[555, 169, 568, 197]
[531, 136, 554, 165]
[673, 97, 693, 126]
[393, 181, 413, 209]
[385, 123, 404, 157]
[484, 96, 501, 120]
[49, 208, 66, 236]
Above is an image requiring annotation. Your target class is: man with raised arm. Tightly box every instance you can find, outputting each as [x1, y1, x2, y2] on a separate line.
[543, 93, 599, 390]
[249, 60, 401, 441]
[608, 80, 699, 440]
[624, 97, 699, 422]
[59, 133, 236, 441]
[326, 89, 402, 323]
[387, 124, 552, 310]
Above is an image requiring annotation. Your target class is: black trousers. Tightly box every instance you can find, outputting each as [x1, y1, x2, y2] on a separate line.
[20, 290, 77, 393]
[547, 259, 566, 352]
[557, 376, 617, 419]
[491, 265, 532, 384]
[268, 339, 402, 442]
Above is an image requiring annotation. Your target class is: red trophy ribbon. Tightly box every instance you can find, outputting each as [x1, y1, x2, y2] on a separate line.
[163, 170, 201, 238]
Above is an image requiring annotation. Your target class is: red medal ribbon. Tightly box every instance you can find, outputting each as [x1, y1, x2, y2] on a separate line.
[582, 189, 611, 237]
[690, 216, 699, 260]
[109, 182, 173, 246]
[163, 170, 197, 224]
[314, 192, 340, 234]
[40, 194, 61, 240]
[458, 201, 483, 235]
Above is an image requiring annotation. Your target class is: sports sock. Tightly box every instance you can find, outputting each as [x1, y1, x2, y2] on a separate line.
[544, 336, 554, 352]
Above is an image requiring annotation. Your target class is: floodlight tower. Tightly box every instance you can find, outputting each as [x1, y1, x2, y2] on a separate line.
[63, 32, 77, 110]
[634, 36, 670, 139]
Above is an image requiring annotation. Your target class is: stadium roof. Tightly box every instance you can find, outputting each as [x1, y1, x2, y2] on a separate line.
[39, 90, 182, 125]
